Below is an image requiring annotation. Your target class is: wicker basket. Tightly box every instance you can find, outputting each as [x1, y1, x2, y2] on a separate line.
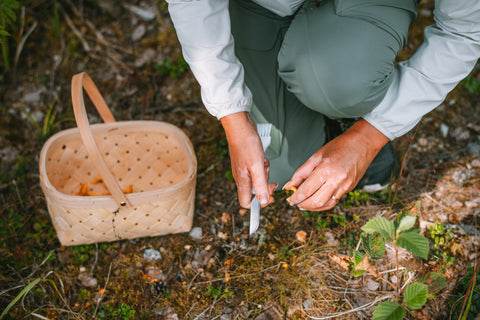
[39, 72, 197, 246]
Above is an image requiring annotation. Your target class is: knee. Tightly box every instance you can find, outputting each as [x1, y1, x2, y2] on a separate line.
[279, 51, 393, 118]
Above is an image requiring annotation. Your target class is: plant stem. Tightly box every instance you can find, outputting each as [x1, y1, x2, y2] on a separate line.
[394, 239, 401, 303]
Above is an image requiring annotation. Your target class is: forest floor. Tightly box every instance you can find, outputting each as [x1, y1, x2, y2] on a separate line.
[0, 1, 479, 319]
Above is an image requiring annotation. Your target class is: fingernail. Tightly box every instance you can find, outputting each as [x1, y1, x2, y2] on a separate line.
[259, 195, 268, 205]
[298, 206, 305, 211]
[273, 183, 279, 190]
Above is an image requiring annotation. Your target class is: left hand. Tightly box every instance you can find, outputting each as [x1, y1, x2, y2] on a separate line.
[283, 119, 389, 211]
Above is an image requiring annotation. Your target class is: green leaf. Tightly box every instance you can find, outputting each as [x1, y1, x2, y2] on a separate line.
[404, 283, 428, 310]
[361, 217, 395, 242]
[350, 250, 366, 276]
[397, 215, 416, 234]
[419, 272, 448, 294]
[372, 301, 406, 320]
[397, 230, 429, 259]
[0, 278, 42, 319]
[362, 232, 386, 259]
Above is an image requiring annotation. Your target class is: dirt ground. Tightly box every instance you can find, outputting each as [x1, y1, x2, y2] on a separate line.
[0, 1, 479, 319]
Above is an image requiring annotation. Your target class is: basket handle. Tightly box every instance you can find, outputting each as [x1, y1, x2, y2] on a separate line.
[71, 72, 132, 208]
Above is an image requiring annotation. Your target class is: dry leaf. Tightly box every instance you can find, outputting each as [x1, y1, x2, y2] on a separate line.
[328, 253, 352, 272]
[221, 212, 231, 224]
[355, 256, 379, 278]
[296, 230, 307, 242]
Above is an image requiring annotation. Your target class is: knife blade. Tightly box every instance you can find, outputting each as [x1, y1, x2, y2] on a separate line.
[249, 196, 260, 235]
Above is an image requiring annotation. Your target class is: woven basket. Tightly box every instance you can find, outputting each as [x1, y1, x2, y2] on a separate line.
[39, 72, 197, 246]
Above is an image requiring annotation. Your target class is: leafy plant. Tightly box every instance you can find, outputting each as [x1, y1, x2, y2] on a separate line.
[154, 57, 189, 78]
[205, 285, 235, 299]
[449, 260, 480, 320]
[97, 303, 136, 320]
[427, 222, 456, 269]
[348, 215, 437, 319]
[0, 0, 19, 68]
[23, 101, 73, 140]
[460, 72, 480, 94]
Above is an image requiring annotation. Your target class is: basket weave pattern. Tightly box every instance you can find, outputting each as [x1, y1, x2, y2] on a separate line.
[39, 73, 196, 246]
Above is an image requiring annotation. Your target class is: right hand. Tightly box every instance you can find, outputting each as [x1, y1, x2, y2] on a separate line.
[220, 112, 277, 208]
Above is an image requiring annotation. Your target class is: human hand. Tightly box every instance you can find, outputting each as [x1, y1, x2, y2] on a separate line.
[221, 112, 277, 208]
[283, 119, 389, 211]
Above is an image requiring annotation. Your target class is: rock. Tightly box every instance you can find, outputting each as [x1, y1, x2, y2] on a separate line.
[439, 124, 449, 138]
[78, 272, 98, 287]
[165, 307, 179, 320]
[451, 127, 470, 141]
[467, 142, 480, 154]
[324, 231, 340, 246]
[189, 227, 203, 239]
[0, 146, 19, 163]
[124, 4, 156, 21]
[143, 248, 162, 261]
[23, 87, 46, 104]
[145, 266, 166, 281]
[131, 24, 146, 42]
[471, 159, 480, 167]
[302, 299, 313, 310]
[452, 170, 468, 185]
[365, 278, 380, 291]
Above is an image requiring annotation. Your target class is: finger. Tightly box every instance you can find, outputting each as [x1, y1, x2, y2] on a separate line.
[235, 168, 253, 208]
[297, 184, 339, 211]
[283, 153, 322, 190]
[261, 182, 279, 208]
[288, 170, 326, 206]
[299, 187, 345, 211]
[250, 162, 270, 206]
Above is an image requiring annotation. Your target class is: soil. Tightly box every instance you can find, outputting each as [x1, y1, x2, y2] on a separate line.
[0, 1, 479, 319]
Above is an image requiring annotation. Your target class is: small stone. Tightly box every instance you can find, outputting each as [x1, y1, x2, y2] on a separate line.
[185, 119, 194, 126]
[451, 127, 470, 141]
[143, 248, 162, 261]
[0, 146, 19, 163]
[467, 142, 480, 154]
[131, 24, 146, 41]
[324, 231, 340, 246]
[124, 4, 156, 21]
[145, 266, 166, 281]
[302, 299, 313, 310]
[365, 278, 380, 291]
[465, 200, 479, 209]
[134, 48, 156, 68]
[217, 232, 228, 240]
[418, 137, 428, 146]
[439, 124, 449, 138]
[78, 272, 98, 287]
[189, 227, 203, 239]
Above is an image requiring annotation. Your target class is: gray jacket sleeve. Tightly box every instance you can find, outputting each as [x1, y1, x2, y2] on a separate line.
[363, 0, 480, 140]
[166, 0, 253, 119]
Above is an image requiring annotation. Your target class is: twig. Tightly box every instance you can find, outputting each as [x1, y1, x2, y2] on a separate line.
[304, 294, 394, 319]
[12, 180, 24, 208]
[62, 10, 90, 52]
[14, 18, 38, 70]
[93, 262, 113, 319]
[90, 243, 99, 274]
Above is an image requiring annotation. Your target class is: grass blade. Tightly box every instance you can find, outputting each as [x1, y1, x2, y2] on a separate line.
[0, 278, 42, 319]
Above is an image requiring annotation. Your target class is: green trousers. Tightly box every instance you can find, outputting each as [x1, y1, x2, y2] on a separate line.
[229, 0, 417, 186]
